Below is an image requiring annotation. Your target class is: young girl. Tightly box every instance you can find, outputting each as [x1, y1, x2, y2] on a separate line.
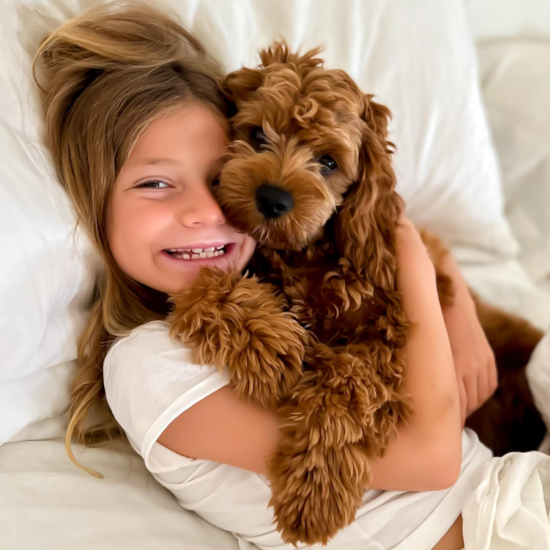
[34, 5, 523, 550]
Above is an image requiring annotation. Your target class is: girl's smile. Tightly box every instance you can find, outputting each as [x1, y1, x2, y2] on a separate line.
[159, 241, 241, 271]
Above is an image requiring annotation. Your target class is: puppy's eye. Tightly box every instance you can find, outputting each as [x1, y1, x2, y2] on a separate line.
[319, 155, 337, 174]
[250, 126, 268, 148]
[210, 176, 220, 187]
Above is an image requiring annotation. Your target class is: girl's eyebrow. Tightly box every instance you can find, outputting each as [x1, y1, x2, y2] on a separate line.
[138, 157, 180, 166]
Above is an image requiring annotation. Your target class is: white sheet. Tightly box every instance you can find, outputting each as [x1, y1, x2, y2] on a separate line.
[0, 438, 239, 550]
[462, 452, 550, 550]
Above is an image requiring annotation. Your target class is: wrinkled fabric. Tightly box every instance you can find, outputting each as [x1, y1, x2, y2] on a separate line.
[463, 452, 550, 550]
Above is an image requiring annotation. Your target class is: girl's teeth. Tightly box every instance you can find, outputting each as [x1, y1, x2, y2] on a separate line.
[167, 246, 227, 260]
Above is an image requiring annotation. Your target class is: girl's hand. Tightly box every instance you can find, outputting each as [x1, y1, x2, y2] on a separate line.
[443, 291, 498, 426]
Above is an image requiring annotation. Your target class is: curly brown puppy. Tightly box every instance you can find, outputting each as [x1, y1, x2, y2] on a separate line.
[170, 43, 545, 545]
[171, 43, 412, 545]
[219, 43, 412, 544]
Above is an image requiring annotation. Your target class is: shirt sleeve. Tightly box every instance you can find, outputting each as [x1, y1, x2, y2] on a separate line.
[103, 321, 229, 469]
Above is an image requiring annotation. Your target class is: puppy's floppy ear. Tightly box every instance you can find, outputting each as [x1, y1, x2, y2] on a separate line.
[221, 40, 291, 104]
[221, 41, 323, 117]
[335, 95, 404, 283]
[220, 67, 264, 105]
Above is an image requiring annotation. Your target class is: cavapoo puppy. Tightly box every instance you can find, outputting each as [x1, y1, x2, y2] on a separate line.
[169, 43, 545, 545]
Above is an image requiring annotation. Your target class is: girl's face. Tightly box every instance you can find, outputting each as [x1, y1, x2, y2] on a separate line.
[109, 102, 256, 294]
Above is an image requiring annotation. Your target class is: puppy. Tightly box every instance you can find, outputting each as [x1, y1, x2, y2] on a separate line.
[217, 42, 545, 459]
[171, 43, 545, 545]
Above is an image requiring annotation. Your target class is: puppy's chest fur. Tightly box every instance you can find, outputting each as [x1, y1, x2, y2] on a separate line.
[247, 242, 387, 346]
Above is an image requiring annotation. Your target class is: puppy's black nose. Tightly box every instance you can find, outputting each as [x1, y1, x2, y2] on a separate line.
[255, 184, 294, 218]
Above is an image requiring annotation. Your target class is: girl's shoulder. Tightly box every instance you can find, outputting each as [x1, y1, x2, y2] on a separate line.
[102, 320, 229, 461]
[107, 319, 177, 352]
[104, 320, 192, 375]
[113, 319, 171, 345]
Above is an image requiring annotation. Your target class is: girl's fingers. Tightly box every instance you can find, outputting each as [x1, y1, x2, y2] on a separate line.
[458, 378, 468, 428]
[488, 353, 498, 395]
[476, 367, 489, 412]
[463, 374, 478, 418]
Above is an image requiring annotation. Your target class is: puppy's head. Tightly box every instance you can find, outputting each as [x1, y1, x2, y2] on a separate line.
[216, 43, 402, 268]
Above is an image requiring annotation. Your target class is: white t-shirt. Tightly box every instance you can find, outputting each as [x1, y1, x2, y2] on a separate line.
[104, 321, 492, 550]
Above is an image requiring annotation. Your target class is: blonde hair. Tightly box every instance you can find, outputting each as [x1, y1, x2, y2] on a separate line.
[34, 2, 226, 477]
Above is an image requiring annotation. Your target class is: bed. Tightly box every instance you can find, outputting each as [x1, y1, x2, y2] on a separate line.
[1, 1, 549, 549]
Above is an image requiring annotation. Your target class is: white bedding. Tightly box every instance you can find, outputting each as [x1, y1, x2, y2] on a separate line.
[0, 439, 238, 550]
[466, 0, 550, 317]
[462, 451, 550, 550]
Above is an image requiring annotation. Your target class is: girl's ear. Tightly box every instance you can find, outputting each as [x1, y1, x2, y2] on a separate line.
[335, 96, 403, 285]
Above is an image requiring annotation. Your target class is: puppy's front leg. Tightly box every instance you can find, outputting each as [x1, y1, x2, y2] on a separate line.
[268, 340, 412, 545]
[168, 267, 306, 409]
[267, 344, 373, 545]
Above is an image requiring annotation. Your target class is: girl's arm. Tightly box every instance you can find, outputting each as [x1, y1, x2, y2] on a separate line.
[368, 217, 462, 490]
[159, 218, 462, 492]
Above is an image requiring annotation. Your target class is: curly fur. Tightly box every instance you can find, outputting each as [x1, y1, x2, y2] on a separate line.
[168, 268, 307, 410]
[217, 43, 411, 544]
[169, 42, 545, 545]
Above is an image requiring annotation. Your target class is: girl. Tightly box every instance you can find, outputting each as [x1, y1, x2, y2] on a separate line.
[35, 4, 510, 550]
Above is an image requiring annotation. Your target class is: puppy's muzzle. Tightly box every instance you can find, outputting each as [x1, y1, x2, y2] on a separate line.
[255, 184, 294, 218]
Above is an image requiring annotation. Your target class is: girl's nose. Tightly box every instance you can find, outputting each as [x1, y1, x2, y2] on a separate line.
[179, 182, 224, 227]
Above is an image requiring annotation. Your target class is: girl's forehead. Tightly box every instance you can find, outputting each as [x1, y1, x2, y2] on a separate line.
[140, 103, 226, 146]
[127, 103, 228, 167]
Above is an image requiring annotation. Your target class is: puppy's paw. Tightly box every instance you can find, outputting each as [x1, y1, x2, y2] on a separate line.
[269, 435, 370, 545]
[169, 267, 306, 408]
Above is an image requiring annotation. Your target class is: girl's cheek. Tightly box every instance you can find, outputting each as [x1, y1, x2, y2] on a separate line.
[132, 201, 174, 235]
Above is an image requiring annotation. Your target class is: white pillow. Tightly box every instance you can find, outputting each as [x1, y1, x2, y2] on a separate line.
[0, 3, 98, 446]
[467, 0, 550, 41]
[476, 41, 550, 283]
[467, 0, 550, 284]
[1, 0, 516, 446]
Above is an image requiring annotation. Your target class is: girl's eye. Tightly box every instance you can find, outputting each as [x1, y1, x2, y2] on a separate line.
[136, 180, 171, 189]
[250, 126, 268, 148]
[319, 155, 338, 174]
